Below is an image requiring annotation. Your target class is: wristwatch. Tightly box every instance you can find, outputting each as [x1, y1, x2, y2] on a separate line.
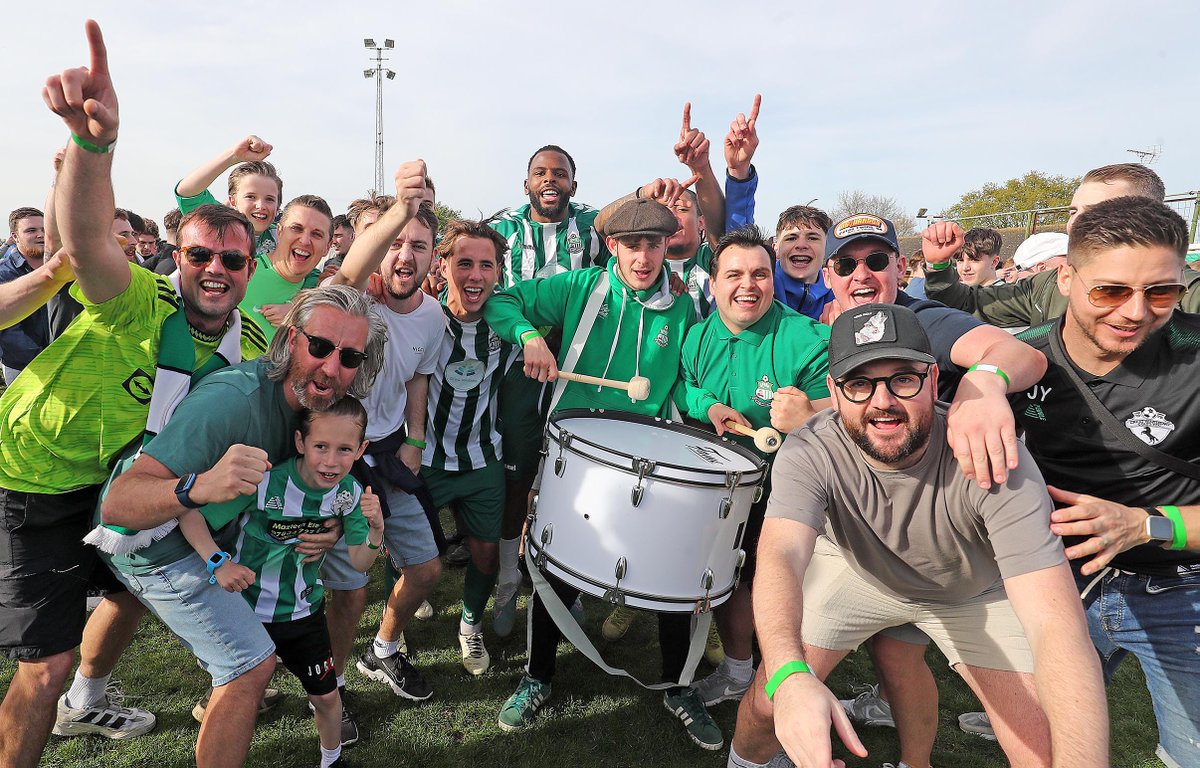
[175, 473, 202, 509]
[1144, 507, 1175, 546]
[206, 551, 231, 584]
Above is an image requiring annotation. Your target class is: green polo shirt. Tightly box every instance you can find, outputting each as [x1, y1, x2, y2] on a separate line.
[681, 300, 830, 454]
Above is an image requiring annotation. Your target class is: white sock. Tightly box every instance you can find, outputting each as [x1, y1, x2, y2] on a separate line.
[65, 670, 110, 709]
[727, 745, 770, 768]
[320, 744, 342, 767]
[335, 674, 346, 690]
[720, 655, 754, 682]
[373, 635, 399, 659]
[497, 537, 521, 587]
[460, 617, 483, 636]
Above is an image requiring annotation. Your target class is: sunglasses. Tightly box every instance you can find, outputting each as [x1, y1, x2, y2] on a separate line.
[1084, 282, 1187, 309]
[179, 246, 249, 272]
[297, 329, 367, 369]
[829, 251, 892, 277]
[835, 369, 930, 404]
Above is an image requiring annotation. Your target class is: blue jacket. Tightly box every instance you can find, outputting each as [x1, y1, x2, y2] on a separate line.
[0, 246, 51, 371]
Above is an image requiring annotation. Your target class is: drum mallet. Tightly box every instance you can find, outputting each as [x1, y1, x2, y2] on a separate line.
[556, 370, 651, 401]
[723, 419, 783, 453]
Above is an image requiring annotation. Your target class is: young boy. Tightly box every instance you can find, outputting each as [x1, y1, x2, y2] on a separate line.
[182, 396, 383, 768]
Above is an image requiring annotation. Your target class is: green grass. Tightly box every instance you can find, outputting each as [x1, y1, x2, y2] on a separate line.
[2, 538, 1169, 768]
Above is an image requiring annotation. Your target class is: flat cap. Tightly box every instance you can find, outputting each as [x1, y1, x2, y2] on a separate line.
[604, 198, 679, 239]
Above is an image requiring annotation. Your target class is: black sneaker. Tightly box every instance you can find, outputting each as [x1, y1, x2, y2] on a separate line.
[339, 697, 359, 748]
[356, 652, 433, 701]
[445, 542, 471, 567]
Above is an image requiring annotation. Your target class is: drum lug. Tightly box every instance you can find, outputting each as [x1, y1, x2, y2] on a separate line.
[732, 549, 747, 587]
[631, 458, 655, 507]
[753, 483, 764, 504]
[603, 557, 628, 606]
[535, 523, 553, 569]
[528, 494, 538, 524]
[718, 498, 731, 519]
[694, 568, 715, 614]
[554, 430, 572, 477]
[719, 471, 741, 518]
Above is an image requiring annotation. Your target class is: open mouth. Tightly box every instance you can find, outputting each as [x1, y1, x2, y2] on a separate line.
[1105, 322, 1143, 339]
[291, 247, 312, 264]
[733, 293, 760, 308]
[462, 286, 484, 302]
[867, 413, 906, 433]
[849, 286, 879, 303]
[789, 254, 812, 268]
[199, 279, 229, 296]
[317, 470, 341, 483]
[539, 188, 560, 205]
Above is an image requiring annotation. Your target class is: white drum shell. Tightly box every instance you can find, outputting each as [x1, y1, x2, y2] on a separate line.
[529, 413, 765, 612]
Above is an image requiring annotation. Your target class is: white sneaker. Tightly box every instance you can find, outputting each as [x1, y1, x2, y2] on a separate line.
[958, 711, 996, 740]
[459, 629, 490, 676]
[691, 666, 752, 706]
[415, 600, 434, 620]
[838, 683, 895, 727]
[52, 689, 156, 740]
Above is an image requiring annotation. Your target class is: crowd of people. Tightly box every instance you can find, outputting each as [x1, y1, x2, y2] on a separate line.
[2, 20, 1198, 768]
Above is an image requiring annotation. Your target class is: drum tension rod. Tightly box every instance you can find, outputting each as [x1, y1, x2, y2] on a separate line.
[554, 430, 573, 477]
[631, 458, 656, 507]
[603, 557, 628, 607]
[718, 471, 742, 519]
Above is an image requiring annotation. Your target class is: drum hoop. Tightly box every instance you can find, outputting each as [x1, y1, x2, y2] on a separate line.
[555, 441, 763, 488]
[528, 543, 737, 606]
[547, 409, 766, 484]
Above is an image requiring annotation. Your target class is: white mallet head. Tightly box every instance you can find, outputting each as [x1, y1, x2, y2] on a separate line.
[627, 376, 652, 401]
[754, 427, 783, 453]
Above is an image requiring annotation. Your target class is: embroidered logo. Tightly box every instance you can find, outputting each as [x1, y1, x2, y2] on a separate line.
[597, 303, 610, 319]
[567, 232, 583, 256]
[488, 332, 502, 353]
[752, 375, 775, 407]
[331, 490, 356, 516]
[654, 325, 670, 348]
[833, 214, 889, 240]
[1023, 403, 1047, 421]
[1125, 407, 1175, 446]
[264, 496, 285, 512]
[122, 368, 154, 405]
[853, 311, 890, 345]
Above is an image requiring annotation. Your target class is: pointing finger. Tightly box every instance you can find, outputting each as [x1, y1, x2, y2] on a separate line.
[680, 173, 701, 190]
[681, 102, 691, 134]
[748, 93, 762, 125]
[85, 20, 109, 79]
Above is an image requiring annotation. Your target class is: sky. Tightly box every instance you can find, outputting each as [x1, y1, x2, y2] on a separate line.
[4, 1, 1198, 235]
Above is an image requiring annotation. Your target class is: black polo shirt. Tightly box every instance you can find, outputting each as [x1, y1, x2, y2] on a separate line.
[896, 291, 983, 400]
[1014, 315, 1200, 576]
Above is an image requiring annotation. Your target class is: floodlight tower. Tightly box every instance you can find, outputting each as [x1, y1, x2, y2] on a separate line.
[364, 38, 395, 194]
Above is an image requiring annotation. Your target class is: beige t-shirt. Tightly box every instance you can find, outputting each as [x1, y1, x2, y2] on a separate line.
[768, 406, 1065, 603]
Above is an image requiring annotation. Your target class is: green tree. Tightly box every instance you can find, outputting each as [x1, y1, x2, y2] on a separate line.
[941, 171, 1080, 229]
[434, 202, 463, 234]
[831, 191, 917, 236]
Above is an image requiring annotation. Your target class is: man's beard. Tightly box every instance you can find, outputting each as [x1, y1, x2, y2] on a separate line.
[842, 406, 931, 465]
[290, 371, 346, 412]
[529, 190, 569, 221]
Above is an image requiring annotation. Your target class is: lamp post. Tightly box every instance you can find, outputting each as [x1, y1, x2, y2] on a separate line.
[363, 38, 395, 195]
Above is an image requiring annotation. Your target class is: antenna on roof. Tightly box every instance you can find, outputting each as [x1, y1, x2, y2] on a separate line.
[1126, 145, 1161, 165]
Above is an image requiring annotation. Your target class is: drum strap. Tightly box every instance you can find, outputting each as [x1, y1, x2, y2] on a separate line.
[524, 548, 712, 689]
[549, 274, 610, 412]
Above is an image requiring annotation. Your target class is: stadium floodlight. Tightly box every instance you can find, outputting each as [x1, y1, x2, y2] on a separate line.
[364, 38, 375, 48]
[384, 39, 395, 49]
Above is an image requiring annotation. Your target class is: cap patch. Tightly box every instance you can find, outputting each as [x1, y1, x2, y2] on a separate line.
[853, 310, 894, 346]
[834, 215, 888, 240]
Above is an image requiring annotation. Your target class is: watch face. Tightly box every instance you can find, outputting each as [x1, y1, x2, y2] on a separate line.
[1147, 515, 1175, 543]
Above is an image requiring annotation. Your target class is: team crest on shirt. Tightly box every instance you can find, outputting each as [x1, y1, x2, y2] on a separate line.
[752, 376, 776, 407]
[122, 368, 154, 405]
[654, 325, 670, 348]
[1125, 407, 1175, 446]
[331, 490, 356, 516]
[446, 359, 486, 391]
[264, 496, 285, 512]
[567, 233, 583, 256]
[488, 331, 502, 353]
[597, 303, 610, 319]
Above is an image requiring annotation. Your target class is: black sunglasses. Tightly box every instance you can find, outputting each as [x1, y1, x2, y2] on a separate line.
[179, 245, 249, 272]
[835, 368, 930, 404]
[829, 251, 892, 277]
[297, 329, 367, 369]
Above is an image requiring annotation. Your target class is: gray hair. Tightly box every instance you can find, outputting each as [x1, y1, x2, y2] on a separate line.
[265, 284, 388, 399]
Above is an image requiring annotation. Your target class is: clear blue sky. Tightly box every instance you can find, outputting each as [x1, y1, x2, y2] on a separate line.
[4, 1, 1197, 232]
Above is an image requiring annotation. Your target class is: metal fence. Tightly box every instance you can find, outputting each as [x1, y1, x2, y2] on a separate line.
[928, 191, 1200, 240]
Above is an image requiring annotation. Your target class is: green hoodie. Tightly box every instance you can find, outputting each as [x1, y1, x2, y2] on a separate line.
[484, 260, 696, 417]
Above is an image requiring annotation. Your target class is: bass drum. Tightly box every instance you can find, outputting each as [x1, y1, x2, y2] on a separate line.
[528, 409, 767, 613]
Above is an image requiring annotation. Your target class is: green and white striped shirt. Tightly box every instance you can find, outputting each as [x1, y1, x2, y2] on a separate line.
[214, 458, 367, 623]
[489, 202, 609, 289]
[422, 306, 519, 471]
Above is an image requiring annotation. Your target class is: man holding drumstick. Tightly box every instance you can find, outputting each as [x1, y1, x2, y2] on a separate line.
[485, 195, 724, 750]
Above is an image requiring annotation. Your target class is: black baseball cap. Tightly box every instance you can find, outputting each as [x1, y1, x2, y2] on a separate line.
[829, 303, 935, 379]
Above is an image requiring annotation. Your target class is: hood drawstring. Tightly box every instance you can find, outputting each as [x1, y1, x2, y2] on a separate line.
[597, 266, 673, 399]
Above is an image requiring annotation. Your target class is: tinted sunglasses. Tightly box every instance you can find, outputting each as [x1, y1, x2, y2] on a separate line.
[179, 246, 249, 272]
[1084, 282, 1187, 309]
[297, 329, 367, 369]
[829, 251, 892, 277]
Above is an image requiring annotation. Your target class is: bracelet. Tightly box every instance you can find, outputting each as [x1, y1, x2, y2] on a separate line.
[520, 329, 542, 347]
[967, 363, 1010, 388]
[71, 133, 115, 154]
[367, 539, 382, 550]
[765, 660, 813, 700]
[925, 259, 951, 272]
[403, 436, 426, 449]
[1161, 505, 1187, 550]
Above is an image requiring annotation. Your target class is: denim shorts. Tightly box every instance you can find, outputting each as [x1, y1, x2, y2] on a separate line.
[319, 485, 439, 590]
[108, 552, 275, 687]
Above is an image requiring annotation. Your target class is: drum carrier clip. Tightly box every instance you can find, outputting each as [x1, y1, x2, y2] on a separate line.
[694, 568, 716, 613]
[554, 430, 573, 477]
[602, 557, 629, 606]
[630, 458, 656, 507]
[718, 471, 743, 519]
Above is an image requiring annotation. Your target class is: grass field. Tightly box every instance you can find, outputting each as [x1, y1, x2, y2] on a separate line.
[1, 527, 1168, 768]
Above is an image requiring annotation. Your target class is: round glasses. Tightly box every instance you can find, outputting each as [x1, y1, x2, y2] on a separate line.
[834, 369, 930, 404]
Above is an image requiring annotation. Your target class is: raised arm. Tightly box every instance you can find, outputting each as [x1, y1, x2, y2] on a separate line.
[923, 221, 1044, 326]
[594, 176, 700, 236]
[723, 94, 761, 232]
[328, 160, 427, 290]
[42, 19, 130, 305]
[175, 134, 272, 201]
[675, 102, 725, 247]
[0, 251, 74, 330]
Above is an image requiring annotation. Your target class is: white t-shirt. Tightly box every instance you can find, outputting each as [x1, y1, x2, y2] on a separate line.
[362, 293, 446, 441]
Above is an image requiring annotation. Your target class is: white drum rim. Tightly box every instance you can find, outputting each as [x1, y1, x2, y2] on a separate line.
[546, 409, 766, 488]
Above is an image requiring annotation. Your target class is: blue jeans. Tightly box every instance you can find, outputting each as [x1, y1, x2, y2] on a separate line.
[1079, 566, 1200, 768]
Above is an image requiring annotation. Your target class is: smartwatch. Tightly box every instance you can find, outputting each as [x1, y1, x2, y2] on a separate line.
[175, 473, 202, 509]
[206, 551, 231, 584]
[1144, 507, 1175, 546]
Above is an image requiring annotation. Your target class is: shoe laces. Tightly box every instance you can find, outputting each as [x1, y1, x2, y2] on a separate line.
[672, 688, 708, 720]
[849, 682, 880, 703]
[511, 678, 546, 708]
[463, 632, 486, 659]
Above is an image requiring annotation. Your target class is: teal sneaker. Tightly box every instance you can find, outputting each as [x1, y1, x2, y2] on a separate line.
[498, 675, 551, 732]
[492, 588, 518, 638]
[663, 687, 723, 750]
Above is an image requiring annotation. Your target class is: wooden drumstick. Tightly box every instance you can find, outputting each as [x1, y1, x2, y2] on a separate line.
[723, 419, 783, 453]
[556, 370, 651, 401]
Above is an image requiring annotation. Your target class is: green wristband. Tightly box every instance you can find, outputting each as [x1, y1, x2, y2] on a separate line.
[1161, 505, 1187, 550]
[70, 133, 114, 154]
[765, 660, 812, 700]
[367, 539, 381, 550]
[967, 363, 1010, 388]
[520, 329, 542, 347]
[403, 436, 426, 450]
[925, 259, 951, 272]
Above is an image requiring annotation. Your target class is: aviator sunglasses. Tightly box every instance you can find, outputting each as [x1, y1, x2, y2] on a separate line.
[179, 246, 249, 272]
[829, 251, 892, 277]
[297, 329, 368, 369]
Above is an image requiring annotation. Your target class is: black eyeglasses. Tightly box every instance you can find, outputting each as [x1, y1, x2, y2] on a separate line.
[297, 329, 367, 369]
[835, 368, 930, 404]
[829, 251, 892, 277]
[179, 246, 249, 272]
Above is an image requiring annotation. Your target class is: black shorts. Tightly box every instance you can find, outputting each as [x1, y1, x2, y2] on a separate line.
[738, 473, 772, 584]
[263, 609, 337, 696]
[0, 485, 123, 660]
